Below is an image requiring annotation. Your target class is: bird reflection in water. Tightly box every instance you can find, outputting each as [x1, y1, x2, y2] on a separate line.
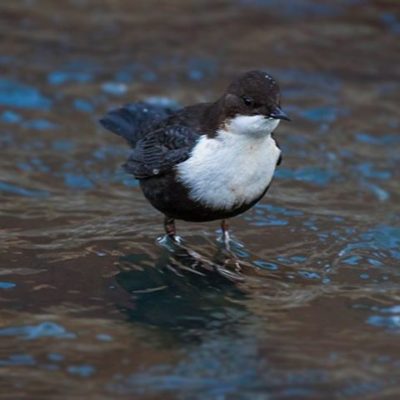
[112, 239, 251, 341]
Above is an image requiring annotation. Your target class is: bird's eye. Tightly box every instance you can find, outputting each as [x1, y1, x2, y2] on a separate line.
[242, 96, 254, 107]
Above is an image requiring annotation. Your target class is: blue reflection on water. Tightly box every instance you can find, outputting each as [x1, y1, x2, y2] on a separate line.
[359, 303, 400, 332]
[108, 336, 260, 397]
[380, 305, 400, 314]
[23, 119, 57, 131]
[300, 106, 344, 123]
[368, 315, 400, 330]
[141, 71, 158, 82]
[0, 354, 36, 366]
[52, 139, 76, 152]
[356, 163, 391, 180]
[96, 333, 113, 342]
[1, 110, 22, 124]
[112, 372, 255, 396]
[276, 166, 335, 186]
[73, 98, 94, 113]
[64, 173, 94, 190]
[0, 79, 52, 110]
[298, 271, 321, 280]
[343, 255, 362, 265]
[254, 260, 279, 270]
[68, 365, 96, 377]
[47, 353, 64, 362]
[257, 204, 304, 216]
[381, 12, 400, 35]
[0, 282, 16, 289]
[101, 82, 128, 96]
[355, 132, 400, 145]
[0, 181, 49, 197]
[114, 68, 134, 83]
[277, 255, 307, 265]
[48, 71, 93, 85]
[109, 361, 338, 398]
[340, 225, 400, 262]
[247, 204, 304, 227]
[252, 216, 288, 226]
[186, 57, 218, 81]
[362, 182, 389, 202]
[0, 322, 76, 340]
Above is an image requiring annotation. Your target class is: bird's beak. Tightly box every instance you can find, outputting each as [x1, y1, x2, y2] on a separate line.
[269, 106, 291, 121]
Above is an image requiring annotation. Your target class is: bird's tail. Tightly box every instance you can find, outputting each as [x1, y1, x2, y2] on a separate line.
[99, 101, 178, 147]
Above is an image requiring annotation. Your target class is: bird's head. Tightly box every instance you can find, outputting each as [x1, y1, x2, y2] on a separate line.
[218, 70, 290, 137]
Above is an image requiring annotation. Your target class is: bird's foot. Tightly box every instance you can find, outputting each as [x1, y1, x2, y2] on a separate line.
[162, 216, 183, 245]
[157, 234, 182, 250]
[157, 234, 244, 282]
[217, 220, 249, 273]
[221, 229, 232, 251]
[219, 219, 232, 251]
[218, 220, 244, 253]
[157, 217, 246, 281]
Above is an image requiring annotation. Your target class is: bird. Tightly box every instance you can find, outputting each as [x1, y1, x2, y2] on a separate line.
[99, 70, 290, 245]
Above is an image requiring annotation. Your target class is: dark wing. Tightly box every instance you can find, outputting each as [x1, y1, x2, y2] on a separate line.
[100, 101, 210, 179]
[123, 125, 200, 179]
[99, 101, 179, 147]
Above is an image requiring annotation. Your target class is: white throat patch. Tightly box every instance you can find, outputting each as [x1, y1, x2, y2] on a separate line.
[176, 115, 281, 210]
[228, 114, 280, 137]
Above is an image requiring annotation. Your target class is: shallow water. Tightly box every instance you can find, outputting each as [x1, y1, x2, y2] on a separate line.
[1, 0, 400, 398]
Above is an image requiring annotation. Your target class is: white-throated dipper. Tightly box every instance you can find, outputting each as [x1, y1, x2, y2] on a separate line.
[100, 70, 290, 243]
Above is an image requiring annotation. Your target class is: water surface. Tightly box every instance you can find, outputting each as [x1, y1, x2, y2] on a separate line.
[1, 0, 400, 398]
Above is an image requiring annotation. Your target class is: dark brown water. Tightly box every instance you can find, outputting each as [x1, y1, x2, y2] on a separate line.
[1, 0, 400, 398]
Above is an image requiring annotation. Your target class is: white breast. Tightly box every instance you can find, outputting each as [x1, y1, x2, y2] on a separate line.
[176, 115, 281, 210]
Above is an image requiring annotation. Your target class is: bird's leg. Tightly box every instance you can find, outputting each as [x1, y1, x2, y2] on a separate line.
[160, 217, 243, 281]
[221, 219, 231, 250]
[164, 216, 177, 241]
[220, 219, 243, 272]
